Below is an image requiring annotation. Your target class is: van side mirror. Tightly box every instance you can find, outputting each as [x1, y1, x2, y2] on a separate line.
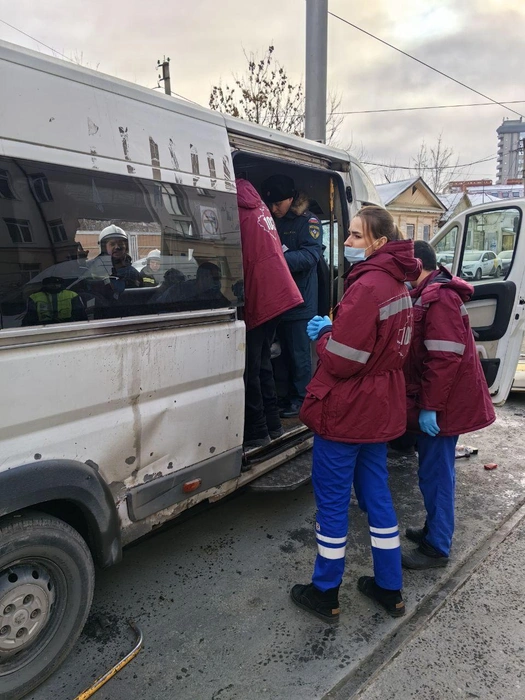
[346, 186, 353, 203]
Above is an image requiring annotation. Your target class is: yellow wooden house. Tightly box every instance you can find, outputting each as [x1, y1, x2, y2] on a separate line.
[376, 177, 446, 241]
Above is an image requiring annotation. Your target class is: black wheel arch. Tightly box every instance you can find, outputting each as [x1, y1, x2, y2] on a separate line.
[0, 460, 121, 568]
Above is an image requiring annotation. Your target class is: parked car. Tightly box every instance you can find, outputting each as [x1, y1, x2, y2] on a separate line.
[498, 249, 514, 275]
[461, 250, 502, 280]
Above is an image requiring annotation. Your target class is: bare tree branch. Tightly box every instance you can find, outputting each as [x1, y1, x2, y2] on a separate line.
[209, 46, 342, 142]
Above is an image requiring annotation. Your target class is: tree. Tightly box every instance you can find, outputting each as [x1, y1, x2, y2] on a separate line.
[410, 134, 462, 193]
[209, 45, 342, 142]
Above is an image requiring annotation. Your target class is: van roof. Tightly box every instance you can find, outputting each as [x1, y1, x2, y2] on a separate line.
[0, 39, 354, 165]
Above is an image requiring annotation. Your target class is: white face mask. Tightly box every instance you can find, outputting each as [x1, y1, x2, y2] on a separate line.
[344, 237, 387, 264]
[344, 247, 367, 263]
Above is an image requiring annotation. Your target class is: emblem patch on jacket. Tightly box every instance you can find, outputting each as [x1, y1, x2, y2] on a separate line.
[309, 223, 321, 239]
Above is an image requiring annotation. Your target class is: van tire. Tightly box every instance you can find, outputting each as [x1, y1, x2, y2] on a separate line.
[0, 511, 95, 700]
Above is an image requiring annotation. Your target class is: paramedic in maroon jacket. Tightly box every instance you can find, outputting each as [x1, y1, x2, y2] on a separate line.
[402, 240, 495, 570]
[236, 179, 303, 451]
[291, 206, 421, 623]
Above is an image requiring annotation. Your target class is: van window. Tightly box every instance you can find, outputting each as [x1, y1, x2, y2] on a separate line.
[460, 206, 521, 284]
[0, 158, 242, 329]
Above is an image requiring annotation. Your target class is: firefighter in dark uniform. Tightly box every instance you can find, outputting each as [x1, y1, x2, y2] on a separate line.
[261, 174, 322, 417]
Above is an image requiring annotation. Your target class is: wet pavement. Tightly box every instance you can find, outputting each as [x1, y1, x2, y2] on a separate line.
[32, 394, 525, 700]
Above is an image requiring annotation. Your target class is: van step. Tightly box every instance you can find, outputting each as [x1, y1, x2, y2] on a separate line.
[249, 450, 312, 492]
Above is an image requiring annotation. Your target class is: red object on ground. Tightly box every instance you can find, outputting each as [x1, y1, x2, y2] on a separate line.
[484, 463, 498, 470]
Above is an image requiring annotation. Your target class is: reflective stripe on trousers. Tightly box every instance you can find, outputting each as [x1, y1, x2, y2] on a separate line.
[311, 435, 402, 592]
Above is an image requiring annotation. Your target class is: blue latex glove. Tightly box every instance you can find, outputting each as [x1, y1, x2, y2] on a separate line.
[306, 315, 332, 341]
[419, 409, 440, 437]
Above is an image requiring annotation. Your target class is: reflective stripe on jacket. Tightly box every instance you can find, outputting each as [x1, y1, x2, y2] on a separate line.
[404, 268, 496, 436]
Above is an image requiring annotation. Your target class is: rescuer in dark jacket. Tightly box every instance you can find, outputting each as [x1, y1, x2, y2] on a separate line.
[261, 174, 322, 417]
[140, 249, 163, 287]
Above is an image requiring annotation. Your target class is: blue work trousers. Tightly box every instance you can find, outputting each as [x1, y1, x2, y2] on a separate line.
[417, 433, 459, 557]
[311, 435, 402, 592]
[277, 318, 312, 403]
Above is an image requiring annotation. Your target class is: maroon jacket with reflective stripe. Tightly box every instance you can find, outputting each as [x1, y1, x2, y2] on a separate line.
[236, 179, 303, 330]
[300, 240, 421, 443]
[404, 268, 495, 436]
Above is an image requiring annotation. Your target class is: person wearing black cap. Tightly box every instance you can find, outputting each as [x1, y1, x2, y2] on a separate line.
[261, 174, 323, 417]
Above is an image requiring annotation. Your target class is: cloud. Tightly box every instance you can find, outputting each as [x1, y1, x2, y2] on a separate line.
[1, 0, 523, 184]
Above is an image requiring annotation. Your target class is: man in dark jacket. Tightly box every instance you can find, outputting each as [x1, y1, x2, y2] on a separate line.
[237, 179, 303, 450]
[402, 240, 496, 569]
[261, 174, 322, 417]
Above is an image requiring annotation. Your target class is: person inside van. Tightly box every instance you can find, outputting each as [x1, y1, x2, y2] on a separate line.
[84, 225, 141, 301]
[236, 178, 303, 451]
[261, 174, 322, 418]
[184, 262, 230, 307]
[149, 268, 186, 305]
[140, 249, 163, 287]
[22, 276, 87, 326]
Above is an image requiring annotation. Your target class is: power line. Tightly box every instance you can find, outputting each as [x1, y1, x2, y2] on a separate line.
[362, 154, 497, 171]
[0, 19, 73, 63]
[328, 11, 525, 120]
[335, 100, 525, 116]
[362, 146, 523, 172]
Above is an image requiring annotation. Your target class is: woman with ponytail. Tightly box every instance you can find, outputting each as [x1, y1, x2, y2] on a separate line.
[291, 206, 421, 623]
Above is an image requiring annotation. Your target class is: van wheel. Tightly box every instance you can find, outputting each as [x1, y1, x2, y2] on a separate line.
[0, 511, 95, 700]
[474, 268, 482, 281]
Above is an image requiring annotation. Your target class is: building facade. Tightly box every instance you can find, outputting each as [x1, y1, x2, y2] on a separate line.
[496, 118, 525, 184]
[376, 177, 445, 241]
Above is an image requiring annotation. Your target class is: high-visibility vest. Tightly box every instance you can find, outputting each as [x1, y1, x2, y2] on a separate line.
[30, 290, 78, 323]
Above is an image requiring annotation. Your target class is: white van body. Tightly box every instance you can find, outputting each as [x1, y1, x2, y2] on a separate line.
[0, 41, 382, 699]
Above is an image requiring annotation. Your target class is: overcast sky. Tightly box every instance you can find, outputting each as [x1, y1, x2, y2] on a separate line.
[1, 0, 524, 185]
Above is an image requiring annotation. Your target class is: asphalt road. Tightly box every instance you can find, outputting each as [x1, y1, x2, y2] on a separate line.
[32, 393, 525, 700]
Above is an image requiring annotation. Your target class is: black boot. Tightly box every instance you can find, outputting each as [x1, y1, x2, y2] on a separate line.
[357, 576, 405, 617]
[405, 522, 428, 545]
[402, 540, 449, 570]
[290, 583, 340, 624]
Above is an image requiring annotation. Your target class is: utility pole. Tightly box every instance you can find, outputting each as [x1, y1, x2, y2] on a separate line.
[305, 0, 328, 143]
[157, 57, 171, 96]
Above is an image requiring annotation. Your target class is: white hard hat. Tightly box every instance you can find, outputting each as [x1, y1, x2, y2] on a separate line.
[147, 249, 161, 260]
[98, 225, 128, 244]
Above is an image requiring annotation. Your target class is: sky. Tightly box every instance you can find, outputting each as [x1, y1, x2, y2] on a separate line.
[1, 0, 524, 187]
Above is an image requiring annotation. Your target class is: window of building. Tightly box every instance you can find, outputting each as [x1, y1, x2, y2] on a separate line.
[48, 219, 67, 242]
[29, 174, 53, 202]
[406, 224, 415, 239]
[513, 192, 521, 198]
[19, 263, 41, 284]
[4, 218, 33, 243]
[423, 224, 431, 241]
[0, 169, 16, 200]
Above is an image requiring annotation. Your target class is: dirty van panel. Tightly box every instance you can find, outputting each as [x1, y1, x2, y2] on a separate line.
[0, 154, 245, 491]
